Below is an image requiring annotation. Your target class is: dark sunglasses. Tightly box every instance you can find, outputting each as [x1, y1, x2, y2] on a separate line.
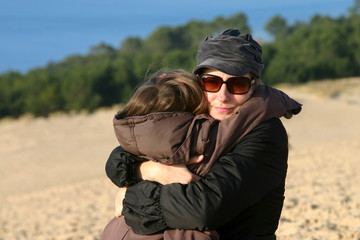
[198, 74, 255, 95]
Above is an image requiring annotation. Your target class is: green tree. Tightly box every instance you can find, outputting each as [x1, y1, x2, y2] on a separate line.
[263, 14, 357, 84]
[0, 71, 25, 118]
[22, 68, 62, 116]
[346, 10, 360, 75]
[349, 0, 360, 15]
[265, 15, 289, 39]
[59, 66, 101, 112]
[120, 37, 143, 55]
[2, 11, 360, 119]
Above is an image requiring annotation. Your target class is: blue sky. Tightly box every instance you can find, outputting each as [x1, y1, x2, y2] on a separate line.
[0, 0, 354, 73]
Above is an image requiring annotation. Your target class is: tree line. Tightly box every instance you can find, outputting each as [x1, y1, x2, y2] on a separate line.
[1, 2, 359, 119]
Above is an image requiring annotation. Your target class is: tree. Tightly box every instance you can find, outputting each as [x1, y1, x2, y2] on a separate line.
[120, 37, 143, 55]
[349, 0, 360, 15]
[265, 15, 289, 39]
[0, 71, 25, 118]
[1, 11, 360, 119]
[89, 42, 115, 56]
[22, 68, 62, 116]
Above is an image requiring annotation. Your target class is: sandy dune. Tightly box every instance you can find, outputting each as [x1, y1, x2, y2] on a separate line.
[0, 79, 359, 239]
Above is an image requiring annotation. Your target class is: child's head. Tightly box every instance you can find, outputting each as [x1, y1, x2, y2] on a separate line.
[118, 69, 208, 118]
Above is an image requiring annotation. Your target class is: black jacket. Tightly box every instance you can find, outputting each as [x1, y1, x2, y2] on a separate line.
[106, 118, 288, 240]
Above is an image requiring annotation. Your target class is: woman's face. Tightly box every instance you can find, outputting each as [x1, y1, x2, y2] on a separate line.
[203, 68, 254, 120]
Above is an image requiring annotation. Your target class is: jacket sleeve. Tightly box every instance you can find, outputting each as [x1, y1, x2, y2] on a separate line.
[105, 146, 148, 188]
[122, 118, 289, 234]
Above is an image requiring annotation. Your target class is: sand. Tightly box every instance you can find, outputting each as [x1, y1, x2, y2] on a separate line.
[0, 78, 359, 240]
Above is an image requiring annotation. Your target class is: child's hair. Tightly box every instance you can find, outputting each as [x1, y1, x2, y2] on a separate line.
[118, 69, 208, 118]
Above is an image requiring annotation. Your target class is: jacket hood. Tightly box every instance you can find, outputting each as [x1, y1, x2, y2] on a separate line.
[113, 112, 196, 163]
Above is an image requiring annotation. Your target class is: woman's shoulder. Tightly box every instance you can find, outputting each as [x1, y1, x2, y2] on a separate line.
[241, 118, 288, 144]
[231, 118, 289, 167]
[254, 117, 286, 130]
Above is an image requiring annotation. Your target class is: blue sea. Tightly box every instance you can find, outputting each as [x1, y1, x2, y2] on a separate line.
[0, 0, 354, 73]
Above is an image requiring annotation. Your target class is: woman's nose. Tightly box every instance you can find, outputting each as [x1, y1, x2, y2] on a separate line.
[217, 84, 230, 102]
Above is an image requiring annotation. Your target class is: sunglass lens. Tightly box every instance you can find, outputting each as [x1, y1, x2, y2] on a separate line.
[228, 78, 250, 94]
[201, 76, 221, 92]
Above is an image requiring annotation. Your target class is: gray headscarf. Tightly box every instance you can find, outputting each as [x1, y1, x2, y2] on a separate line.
[193, 29, 264, 79]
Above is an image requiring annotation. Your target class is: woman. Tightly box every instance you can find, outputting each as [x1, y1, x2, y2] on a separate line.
[103, 29, 301, 240]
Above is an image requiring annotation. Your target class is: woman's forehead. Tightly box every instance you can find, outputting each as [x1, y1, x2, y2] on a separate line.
[203, 68, 251, 78]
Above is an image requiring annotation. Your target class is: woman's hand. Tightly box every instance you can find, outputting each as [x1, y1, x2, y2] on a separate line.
[114, 187, 127, 217]
[138, 155, 204, 185]
[115, 156, 203, 216]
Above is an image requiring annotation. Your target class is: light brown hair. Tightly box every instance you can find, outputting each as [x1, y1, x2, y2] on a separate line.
[118, 69, 208, 118]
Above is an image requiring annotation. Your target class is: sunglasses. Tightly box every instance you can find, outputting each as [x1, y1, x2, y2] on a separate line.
[198, 74, 254, 95]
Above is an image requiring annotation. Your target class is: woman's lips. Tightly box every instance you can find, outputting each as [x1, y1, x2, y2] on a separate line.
[214, 107, 233, 112]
